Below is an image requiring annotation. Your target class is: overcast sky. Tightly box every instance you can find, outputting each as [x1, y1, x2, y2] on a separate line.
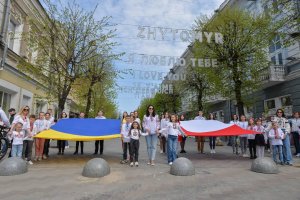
[50, 0, 224, 113]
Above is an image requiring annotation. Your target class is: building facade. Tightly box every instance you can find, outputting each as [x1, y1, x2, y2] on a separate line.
[0, 0, 76, 117]
[164, 0, 300, 121]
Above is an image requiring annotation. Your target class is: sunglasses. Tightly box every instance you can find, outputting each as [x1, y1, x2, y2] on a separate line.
[149, 108, 154, 110]
[23, 108, 29, 111]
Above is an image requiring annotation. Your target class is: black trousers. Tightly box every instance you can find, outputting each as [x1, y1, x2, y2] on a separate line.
[43, 139, 50, 156]
[23, 140, 33, 161]
[94, 140, 104, 154]
[130, 139, 139, 162]
[209, 136, 216, 149]
[75, 141, 84, 153]
[57, 140, 66, 153]
[248, 139, 256, 157]
[123, 142, 131, 160]
[292, 132, 300, 154]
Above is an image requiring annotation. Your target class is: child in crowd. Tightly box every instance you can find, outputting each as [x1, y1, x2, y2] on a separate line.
[120, 115, 131, 164]
[23, 114, 36, 164]
[9, 122, 25, 158]
[239, 115, 248, 157]
[268, 121, 284, 165]
[33, 112, 50, 161]
[247, 118, 257, 159]
[254, 118, 267, 158]
[160, 114, 185, 165]
[128, 121, 148, 167]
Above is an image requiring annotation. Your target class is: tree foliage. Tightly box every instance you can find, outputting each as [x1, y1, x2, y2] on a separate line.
[19, 0, 119, 114]
[193, 8, 276, 115]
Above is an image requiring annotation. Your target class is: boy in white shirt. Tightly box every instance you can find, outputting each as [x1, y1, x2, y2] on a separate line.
[33, 112, 50, 161]
[120, 116, 131, 164]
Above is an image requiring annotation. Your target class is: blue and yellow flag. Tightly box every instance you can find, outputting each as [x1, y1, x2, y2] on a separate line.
[35, 119, 121, 141]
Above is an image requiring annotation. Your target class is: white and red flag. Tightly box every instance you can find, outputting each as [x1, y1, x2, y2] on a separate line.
[180, 120, 259, 137]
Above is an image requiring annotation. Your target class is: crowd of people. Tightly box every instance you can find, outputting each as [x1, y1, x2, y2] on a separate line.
[1, 104, 300, 167]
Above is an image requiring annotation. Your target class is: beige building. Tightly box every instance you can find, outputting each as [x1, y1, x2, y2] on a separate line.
[0, 0, 75, 117]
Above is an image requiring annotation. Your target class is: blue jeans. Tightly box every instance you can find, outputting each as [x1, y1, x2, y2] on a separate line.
[167, 135, 178, 163]
[282, 135, 293, 163]
[145, 134, 158, 161]
[272, 145, 283, 163]
[11, 144, 23, 158]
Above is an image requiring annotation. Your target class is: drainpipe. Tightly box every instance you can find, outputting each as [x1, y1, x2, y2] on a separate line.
[0, 0, 11, 70]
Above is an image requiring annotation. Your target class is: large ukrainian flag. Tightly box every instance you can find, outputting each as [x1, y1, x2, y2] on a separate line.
[35, 119, 121, 141]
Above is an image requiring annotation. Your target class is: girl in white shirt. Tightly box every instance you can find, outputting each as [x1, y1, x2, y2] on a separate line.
[128, 121, 147, 167]
[254, 118, 267, 158]
[268, 121, 284, 165]
[160, 112, 169, 154]
[160, 114, 185, 165]
[9, 122, 25, 158]
[247, 118, 257, 159]
[10, 106, 31, 158]
[239, 115, 249, 157]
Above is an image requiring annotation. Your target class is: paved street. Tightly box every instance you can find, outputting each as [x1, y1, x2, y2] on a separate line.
[1, 138, 300, 200]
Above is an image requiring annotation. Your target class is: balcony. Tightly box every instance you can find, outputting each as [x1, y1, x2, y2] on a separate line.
[204, 94, 226, 103]
[260, 65, 285, 87]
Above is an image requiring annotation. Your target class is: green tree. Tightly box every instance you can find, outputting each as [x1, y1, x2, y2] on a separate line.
[194, 8, 276, 115]
[19, 0, 117, 114]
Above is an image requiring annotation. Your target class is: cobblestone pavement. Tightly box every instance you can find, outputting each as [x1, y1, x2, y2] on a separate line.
[0, 138, 300, 200]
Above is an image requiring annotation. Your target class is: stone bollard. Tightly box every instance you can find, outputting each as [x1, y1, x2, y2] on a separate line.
[0, 157, 28, 176]
[82, 158, 110, 178]
[170, 157, 195, 176]
[251, 157, 279, 174]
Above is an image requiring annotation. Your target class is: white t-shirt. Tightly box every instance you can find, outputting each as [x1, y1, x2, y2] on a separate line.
[33, 119, 49, 135]
[239, 121, 248, 138]
[95, 116, 106, 119]
[121, 123, 131, 143]
[161, 122, 183, 137]
[269, 128, 284, 146]
[247, 125, 256, 140]
[11, 131, 25, 145]
[130, 129, 140, 140]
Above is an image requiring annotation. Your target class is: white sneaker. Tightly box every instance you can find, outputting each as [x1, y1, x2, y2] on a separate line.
[213, 150, 216, 154]
[169, 162, 173, 165]
[242, 154, 246, 157]
[65, 145, 70, 149]
[27, 160, 33, 165]
[130, 162, 134, 167]
[135, 162, 139, 167]
[210, 150, 213, 154]
[160, 150, 163, 154]
[296, 153, 300, 157]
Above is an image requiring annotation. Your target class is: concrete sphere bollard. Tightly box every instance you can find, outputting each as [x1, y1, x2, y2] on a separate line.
[170, 157, 195, 176]
[251, 157, 279, 174]
[82, 158, 110, 178]
[0, 157, 28, 176]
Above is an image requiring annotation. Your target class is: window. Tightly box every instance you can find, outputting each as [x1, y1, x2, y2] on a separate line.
[8, 20, 16, 50]
[281, 96, 292, 107]
[271, 56, 276, 64]
[266, 99, 275, 109]
[269, 35, 281, 53]
[0, 91, 11, 115]
[22, 95, 30, 107]
[278, 53, 283, 65]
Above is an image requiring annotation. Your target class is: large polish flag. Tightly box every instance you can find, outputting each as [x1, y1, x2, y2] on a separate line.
[180, 120, 258, 137]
